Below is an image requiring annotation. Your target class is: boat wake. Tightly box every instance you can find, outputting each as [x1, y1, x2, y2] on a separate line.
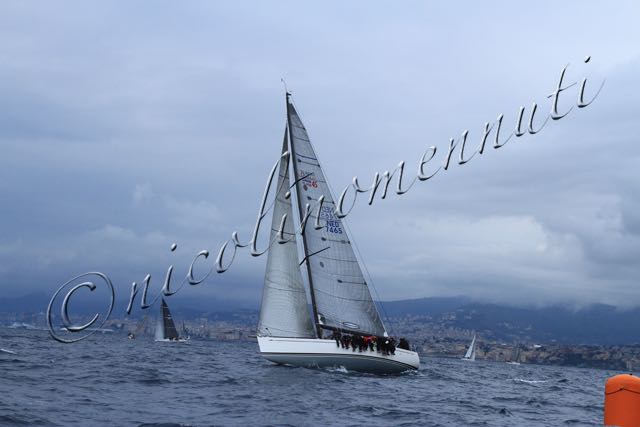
[325, 366, 349, 374]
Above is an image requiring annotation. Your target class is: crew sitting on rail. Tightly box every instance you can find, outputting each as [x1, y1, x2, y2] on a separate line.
[332, 332, 403, 355]
[331, 330, 341, 347]
[398, 337, 410, 350]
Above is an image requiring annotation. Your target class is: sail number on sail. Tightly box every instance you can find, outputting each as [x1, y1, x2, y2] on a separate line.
[319, 206, 343, 234]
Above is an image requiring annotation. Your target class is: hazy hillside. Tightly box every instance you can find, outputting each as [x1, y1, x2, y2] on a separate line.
[383, 298, 640, 345]
[3, 293, 639, 345]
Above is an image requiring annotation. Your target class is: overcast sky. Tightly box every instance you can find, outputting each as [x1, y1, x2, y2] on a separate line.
[1, 1, 639, 310]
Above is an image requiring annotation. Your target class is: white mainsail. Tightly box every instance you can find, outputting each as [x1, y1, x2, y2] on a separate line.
[155, 304, 165, 341]
[286, 95, 386, 337]
[257, 130, 316, 338]
[463, 334, 476, 361]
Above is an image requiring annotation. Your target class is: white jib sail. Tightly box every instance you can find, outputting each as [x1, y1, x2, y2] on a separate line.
[286, 95, 386, 337]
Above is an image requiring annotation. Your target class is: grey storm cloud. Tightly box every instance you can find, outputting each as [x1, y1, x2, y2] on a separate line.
[0, 1, 639, 308]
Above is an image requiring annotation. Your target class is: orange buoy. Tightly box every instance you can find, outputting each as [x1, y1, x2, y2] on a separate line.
[604, 374, 640, 426]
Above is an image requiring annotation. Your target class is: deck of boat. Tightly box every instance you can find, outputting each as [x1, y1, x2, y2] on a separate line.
[258, 336, 420, 374]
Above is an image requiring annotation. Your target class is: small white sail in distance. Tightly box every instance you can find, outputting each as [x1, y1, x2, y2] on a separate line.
[463, 334, 476, 361]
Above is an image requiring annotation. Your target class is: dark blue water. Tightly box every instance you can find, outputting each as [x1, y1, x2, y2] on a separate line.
[0, 329, 615, 426]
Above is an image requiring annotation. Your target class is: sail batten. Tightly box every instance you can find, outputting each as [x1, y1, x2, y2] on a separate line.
[257, 128, 316, 338]
[285, 95, 387, 337]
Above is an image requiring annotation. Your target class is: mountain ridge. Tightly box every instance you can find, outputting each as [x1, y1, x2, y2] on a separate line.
[2, 293, 638, 345]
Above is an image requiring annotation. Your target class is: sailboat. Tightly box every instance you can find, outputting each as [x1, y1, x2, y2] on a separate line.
[462, 334, 476, 361]
[181, 321, 190, 339]
[506, 345, 521, 365]
[128, 312, 151, 340]
[155, 298, 189, 342]
[256, 93, 420, 374]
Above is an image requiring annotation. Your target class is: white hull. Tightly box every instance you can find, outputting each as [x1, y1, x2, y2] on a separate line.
[258, 336, 420, 374]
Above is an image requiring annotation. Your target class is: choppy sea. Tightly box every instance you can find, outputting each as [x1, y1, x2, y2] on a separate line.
[0, 328, 619, 426]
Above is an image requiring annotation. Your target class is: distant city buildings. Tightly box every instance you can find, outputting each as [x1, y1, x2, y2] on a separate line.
[2, 308, 639, 370]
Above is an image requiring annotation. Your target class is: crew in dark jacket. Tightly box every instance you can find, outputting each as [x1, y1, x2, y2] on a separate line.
[398, 337, 410, 350]
[331, 330, 342, 347]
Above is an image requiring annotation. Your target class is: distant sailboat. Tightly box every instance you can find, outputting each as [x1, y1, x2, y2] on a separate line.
[256, 93, 420, 374]
[506, 346, 521, 365]
[128, 312, 151, 340]
[181, 321, 190, 339]
[462, 334, 476, 361]
[155, 298, 188, 342]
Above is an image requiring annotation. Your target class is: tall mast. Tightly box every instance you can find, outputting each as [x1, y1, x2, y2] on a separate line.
[286, 92, 322, 338]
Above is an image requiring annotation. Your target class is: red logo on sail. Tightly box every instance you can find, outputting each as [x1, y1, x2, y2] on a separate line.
[298, 170, 318, 190]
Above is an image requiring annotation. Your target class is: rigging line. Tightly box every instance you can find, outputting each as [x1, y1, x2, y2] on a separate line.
[312, 287, 384, 302]
[292, 103, 395, 337]
[289, 172, 314, 189]
[335, 215, 396, 338]
[307, 253, 359, 263]
[287, 99, 322, 339]
[299, 246, 331, 266]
